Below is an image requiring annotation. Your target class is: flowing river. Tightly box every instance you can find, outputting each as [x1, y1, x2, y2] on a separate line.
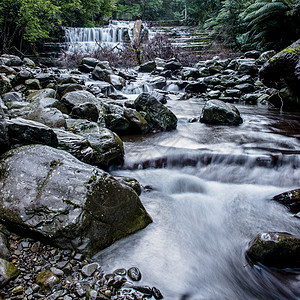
[93, 87, 300, 299]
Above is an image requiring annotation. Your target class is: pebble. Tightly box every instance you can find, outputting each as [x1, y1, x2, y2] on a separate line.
[0, 227, 162, 300]
[128, 267, 142, 281]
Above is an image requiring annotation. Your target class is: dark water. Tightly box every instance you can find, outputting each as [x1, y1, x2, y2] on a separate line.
[94, 89, 300, 299]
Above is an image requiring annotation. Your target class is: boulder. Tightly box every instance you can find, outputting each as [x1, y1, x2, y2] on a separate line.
[23, 57, 36, 68]
[244, 50, 261, 59]
[149, 76, 166, 89]
[57, 83, 85, 98]
[236, 59, 258, 76]
[25, 79, 41, 90]
[25, 108, 66, 128]
[134, 92, 177, 131]
[70, 103, 99, 122]
[0, 258, 19, 287]
[35, 73, 56, 88]
[78, 64, 94, 73]
[0, 65, 16, 75]
[246, 232, 300, 268]
[124, 108, 150, 134]
[104, 113, 130, 134]
[0, 75, 12, 95]
[138, 61, 156, 73]
[38, 97, 68, 114]
[92, 65, 113, 81]
[106, 74, 126, 90]
[6, 118, 58, 148]
[0, 145, 152, 256]
[1, 54, 22, 66]
[164, 61, 182, 72]
[13, 69, 34, 85]
[53, 128, 95, 165]
[2, 92, 23, 103]
[81, 57, 100, 68]
[185, 81, 207, 94]
[181, 67, 200, 80]
[272, 188, 300, 213]
[259, 39, 300, 109]
[27, 88, 56, 103]
[66, 119, 124, 168]
[61, 91, 99, 113]
[200, 100, 243, 125]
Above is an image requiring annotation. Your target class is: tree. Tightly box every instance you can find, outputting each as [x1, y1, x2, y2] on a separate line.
[239, 0, 300, 50]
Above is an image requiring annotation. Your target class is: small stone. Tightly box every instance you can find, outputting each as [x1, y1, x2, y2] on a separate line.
[81, 263, 99, 277]
[31, 283, 40, 292]
[152, 287, 163, 299]
[36, 270, 60, 290]
[113, 268, 127, 276]
[104, 290, 112, 297]
[55, 261, 68, 269]
[31, 242, 40, 252]
[73, 253, 84, 260]
[50, 267, 64, 277]
[87, 289, 98, 299]
[63, 295, 73, 300]
[127, 267, 142, 281]
[12, 285, 24, 295]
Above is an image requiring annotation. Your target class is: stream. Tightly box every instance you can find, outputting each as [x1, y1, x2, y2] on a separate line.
[93, 87, 300, 299]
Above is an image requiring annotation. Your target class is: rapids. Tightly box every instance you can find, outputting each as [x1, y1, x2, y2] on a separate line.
[94, 92, 300, 299]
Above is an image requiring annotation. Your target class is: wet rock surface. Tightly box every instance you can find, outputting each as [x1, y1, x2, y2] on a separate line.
[246, 232, 300, 269]
[200, 100, 243, 125]
[0, 145, 152, 256]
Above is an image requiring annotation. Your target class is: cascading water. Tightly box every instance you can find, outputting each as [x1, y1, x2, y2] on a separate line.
[63, 20, 134, 53]
[93, 92, 300, 299]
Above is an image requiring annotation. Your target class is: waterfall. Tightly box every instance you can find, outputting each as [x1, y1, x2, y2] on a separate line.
[63, 20, 134, 53]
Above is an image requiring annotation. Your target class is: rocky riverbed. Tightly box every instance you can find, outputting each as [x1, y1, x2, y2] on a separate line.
[0, 40, 300, 299]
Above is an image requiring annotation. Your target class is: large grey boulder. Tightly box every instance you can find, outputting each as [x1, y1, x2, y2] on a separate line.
[25, 108, 66, 128]
[6, 118, 58, 148]
[92, 65, 113, 81]
[0, 54, 22, 66]
[246, 232, 300, 269]
[138, 61, 156, 73]
[66, 119, 124, 168]
[200, 100, 243, 125]
[259, 39, 300, 109]
[134, 92, 177, 131]
[53, 128, 95, 165]
[61, 91, 99, 113]
[0, 145, 152, 256]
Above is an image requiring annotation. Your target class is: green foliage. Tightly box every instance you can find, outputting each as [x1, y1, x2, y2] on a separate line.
[239, 0, 300, 50]
[0, 0, 117, 52]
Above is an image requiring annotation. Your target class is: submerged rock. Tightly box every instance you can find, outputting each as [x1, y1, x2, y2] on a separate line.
[272, 188, 300, 213]
[0, 145, 152, 256]
[246, 232, 300, 269]
[134, 92, 177, 131]
[200, 100, 243, 125]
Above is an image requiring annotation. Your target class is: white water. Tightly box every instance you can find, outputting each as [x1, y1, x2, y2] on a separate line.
[94, 95, 300, 299]
[63, 20, 134, 53]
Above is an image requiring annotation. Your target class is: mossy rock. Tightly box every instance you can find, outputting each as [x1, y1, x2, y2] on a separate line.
[246, 232, 300, 269]
[259, 39, 300, 109]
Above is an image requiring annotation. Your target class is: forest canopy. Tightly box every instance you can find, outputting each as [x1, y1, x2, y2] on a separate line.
[0, 0, 299, 53]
